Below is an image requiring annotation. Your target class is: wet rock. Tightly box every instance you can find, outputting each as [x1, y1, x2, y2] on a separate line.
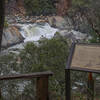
[2, 26, 23, 47]
[47, 16, 73, 29]
[35, 19, 48, 23]
[59, 29, 88, 42]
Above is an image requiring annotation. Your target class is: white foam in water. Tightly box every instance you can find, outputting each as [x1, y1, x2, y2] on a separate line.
[20, 23, 58, 42]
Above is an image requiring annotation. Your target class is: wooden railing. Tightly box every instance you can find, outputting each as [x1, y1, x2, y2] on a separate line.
[0, 71, 53, 100]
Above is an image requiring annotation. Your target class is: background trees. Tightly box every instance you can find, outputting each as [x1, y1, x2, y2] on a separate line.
[23, 0, 71, 16]
[57, 0, 71, 16]
[24, 0, 56, 15]
[69, 0, 100, 43]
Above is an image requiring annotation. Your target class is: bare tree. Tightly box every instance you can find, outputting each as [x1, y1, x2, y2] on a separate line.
[0, 0, 5, 50]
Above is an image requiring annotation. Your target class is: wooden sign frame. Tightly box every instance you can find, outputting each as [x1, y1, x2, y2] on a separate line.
[65, 43, 100, 100]
[66, 43, 100, 73]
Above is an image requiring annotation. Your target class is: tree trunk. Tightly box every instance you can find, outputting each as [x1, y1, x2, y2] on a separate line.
[16, 0, 24, 7]
[57, 0, 71, 16]
[0, 0, 5, 50]
[16, 0, 25, 15]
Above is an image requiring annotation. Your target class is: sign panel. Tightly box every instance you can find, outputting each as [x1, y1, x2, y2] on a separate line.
[66, 43, 100, 73]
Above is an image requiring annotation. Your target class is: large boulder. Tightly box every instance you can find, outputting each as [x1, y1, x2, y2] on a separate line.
[59, 29, 88, 42]
[2, 26, 23, 47]
[47, 16, 73, 30]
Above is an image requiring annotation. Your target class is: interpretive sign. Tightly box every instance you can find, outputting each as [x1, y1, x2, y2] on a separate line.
[66, 43, 100, 73]
[65, 43, 100, 100]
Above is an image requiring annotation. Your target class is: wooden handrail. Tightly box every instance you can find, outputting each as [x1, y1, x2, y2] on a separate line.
[0, 71, 53, 100]
[0, 71, 53, 80]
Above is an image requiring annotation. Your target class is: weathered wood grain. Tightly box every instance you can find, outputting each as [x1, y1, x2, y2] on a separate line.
[0, 71, 53, 80]
[36, 77, 49, 100]
[71, 44, 100, 71]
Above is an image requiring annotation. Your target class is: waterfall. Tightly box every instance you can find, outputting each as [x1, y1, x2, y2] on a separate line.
[20, 23, 58, 42]
[2, 23, 58, 48]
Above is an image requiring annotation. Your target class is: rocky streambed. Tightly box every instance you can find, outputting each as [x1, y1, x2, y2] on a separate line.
[2, 16, 90, 48]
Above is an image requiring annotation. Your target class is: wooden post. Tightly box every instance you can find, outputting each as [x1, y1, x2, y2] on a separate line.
[65, 69, 71, 100]
[36, 76, 49, 100]
[87, 73, 94, 100]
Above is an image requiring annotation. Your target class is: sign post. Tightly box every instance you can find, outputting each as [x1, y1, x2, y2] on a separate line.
[87, 73, 94, 100]
[66, 43, 100, 100]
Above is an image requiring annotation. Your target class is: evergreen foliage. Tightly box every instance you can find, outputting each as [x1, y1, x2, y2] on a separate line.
[19, 36, 69, 99]
[24, 0, 56, 15]
[0, 35, 69, 99]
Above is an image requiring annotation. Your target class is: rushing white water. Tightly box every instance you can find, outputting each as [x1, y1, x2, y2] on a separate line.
[20, 23, 58, 42]
[2, 22, 89, 48]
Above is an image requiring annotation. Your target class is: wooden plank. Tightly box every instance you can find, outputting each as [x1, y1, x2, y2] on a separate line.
[71, 67, 100, 74]
[36, 76, 49, 100]
[71, 44, 100, 71]
[0, 71, 53, 80]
